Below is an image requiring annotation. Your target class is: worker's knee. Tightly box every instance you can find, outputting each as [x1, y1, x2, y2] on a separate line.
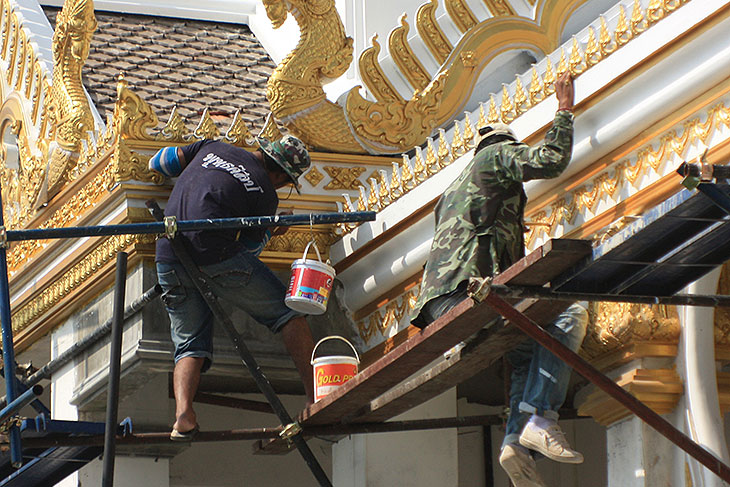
[551, 301, 589, 344]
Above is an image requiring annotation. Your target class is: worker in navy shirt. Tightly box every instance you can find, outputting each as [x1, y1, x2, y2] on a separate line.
[150, 135, 315, 440]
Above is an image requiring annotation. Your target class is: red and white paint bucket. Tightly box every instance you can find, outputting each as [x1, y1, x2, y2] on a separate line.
[285, 241, 335, 315]
[311, 336, 360, 402]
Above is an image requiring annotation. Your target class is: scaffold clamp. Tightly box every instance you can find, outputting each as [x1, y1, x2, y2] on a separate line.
[280, 421, 302, 444]
[163, 216, 177, 240]
[467, 276, 492, 302]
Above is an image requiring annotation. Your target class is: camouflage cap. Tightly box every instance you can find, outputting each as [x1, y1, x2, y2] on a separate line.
[256, 135, 311, 194]
[476, 123, 517, 148]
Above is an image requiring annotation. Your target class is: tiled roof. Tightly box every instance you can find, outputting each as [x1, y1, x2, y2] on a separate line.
[44, 8, 275, 134]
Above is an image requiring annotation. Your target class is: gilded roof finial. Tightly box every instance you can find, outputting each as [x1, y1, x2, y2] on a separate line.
[615, 5, 633, 46]
[401, 153, 416, 191]
[569, 37, 584, 76]
[500, 84, 515, 123]
[556, 48, 569, 78]
[450, 122, 464, 159]
[463, 112, 475, 150]
[159, 106, 186, 141]
[436, 130, 451, 168]
[543, 57, 556, 95]
[225, 110, 256, 148]
[647, 0, 665, 24]
[599, 16, 616, 56]
[630, 0, 646, 35]
[368, 177, 383, 210]
[514, 76, 528, 114]
[193, 108, 221, 140]
[413, 145, 428, 182]
[390, 161, 403, 199]
[357, 186, 368, 212]
[427, 137, 440, 174]
[487, 95, 499, 123]
[477, 102, 488, 129]
[585, 27, 601, 67]
[378, 169, 391, 206]
[529, 66, 543, 105]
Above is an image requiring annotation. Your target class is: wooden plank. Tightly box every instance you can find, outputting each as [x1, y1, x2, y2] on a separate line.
[494, 239, 592, 286]
[254, 238, 590, 454]
[351, 300, 571, 424]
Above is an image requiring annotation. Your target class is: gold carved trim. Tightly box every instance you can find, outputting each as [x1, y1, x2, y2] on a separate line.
[389, 15, 430, 92]
[9, 233, 156, 341]
[524, 98, 730, 248]
[303, 165, 324, 187]
[357, 287, 419, 342]
[577, 368, 683, 426]
[445, 0, 479, 33]
[359, 35, 404, 103]
[483, 0, 516, 16]
[417, 0, 452, 64]
[323, 166, 366, 190]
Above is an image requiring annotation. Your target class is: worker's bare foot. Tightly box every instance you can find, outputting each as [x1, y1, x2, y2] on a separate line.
[173, 411, 197, 433]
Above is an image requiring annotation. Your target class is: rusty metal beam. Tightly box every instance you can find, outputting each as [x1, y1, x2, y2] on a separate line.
[482, 292, 730, 484]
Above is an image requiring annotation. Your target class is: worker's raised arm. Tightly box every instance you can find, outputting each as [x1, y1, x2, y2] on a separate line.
[149, 146, 188, 177]
[520, 73, 575, 181]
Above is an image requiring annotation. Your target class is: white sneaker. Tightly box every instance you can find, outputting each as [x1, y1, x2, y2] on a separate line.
[499, 444, 547, 487]
[519, 421, 584, 464]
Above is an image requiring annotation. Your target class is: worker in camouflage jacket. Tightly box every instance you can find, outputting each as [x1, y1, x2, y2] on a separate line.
[412, 72, 589, 487]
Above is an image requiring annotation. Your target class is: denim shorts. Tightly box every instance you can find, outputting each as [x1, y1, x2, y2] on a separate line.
[157, 250, 302, 372]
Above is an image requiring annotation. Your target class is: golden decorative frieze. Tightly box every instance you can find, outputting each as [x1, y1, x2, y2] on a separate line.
[389, 15, 430, 92]
[193, 108, 221, 140]
[323, 166, 366, 190]
[265, 227, 337, 256]
[583, 301, 680, 360]
[524, 100, 730, 248]
[416, 0, 452, 64]
[357, 288, 419, 342]
[303, 165, 325, 187]
[11, 233, 156, 338]
[445, 0, 478, 33]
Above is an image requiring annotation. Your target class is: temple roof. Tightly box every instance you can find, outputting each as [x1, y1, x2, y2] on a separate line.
[44, 7, 275, 132]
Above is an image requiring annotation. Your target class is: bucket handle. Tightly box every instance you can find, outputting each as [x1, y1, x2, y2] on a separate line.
[302, 240, 323, 263]
[311, 336, 360, 365]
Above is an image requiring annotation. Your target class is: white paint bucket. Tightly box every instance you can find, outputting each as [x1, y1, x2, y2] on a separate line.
[285, 241, 336, 315]
[311, 336, 360, 402]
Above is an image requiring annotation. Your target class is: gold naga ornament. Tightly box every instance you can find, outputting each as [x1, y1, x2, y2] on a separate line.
[262, 0, 591, 155]
[45, 0, 97, 198]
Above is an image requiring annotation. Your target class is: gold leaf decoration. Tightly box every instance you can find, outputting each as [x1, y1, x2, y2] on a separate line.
[225, 110, 257, 148]
[323, 166, 366, 190]
[303, 165, 324, 187]
[193, 108, 221, 140]
[416, 0, 452, 64]
[445, 0, 478, 33]
[389, 14, 430, 92]
[158, 107, 186, 142]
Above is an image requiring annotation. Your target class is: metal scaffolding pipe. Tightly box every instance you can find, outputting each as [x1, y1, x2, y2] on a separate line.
[10, 414, 506, 449]
[490, 284, 730, 307]
[102, 252, 128, 487]
[0, 385, 42, 425]
[0, 284, 162, 410]
[482, 292, 730, 484]
[5, 211, 376, 242]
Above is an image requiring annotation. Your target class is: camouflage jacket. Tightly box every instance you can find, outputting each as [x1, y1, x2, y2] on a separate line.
[412, 111, 574, 325]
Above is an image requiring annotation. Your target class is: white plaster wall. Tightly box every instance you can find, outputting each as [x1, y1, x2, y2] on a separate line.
[333, 390, 458, 487]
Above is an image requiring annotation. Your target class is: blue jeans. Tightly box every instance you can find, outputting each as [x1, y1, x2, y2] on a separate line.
[157, 250, 302, 372]
[502, 302, 588, 448]
[420, 288, 588, 448]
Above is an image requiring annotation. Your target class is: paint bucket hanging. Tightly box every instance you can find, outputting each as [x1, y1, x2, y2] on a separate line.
[285, 240, 335, 315]
[311, 336, 360, 402]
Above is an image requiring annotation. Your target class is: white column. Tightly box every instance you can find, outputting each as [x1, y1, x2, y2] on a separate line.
[333, 389, 459, 487]
[606, 415, 675, 487]
[679, 268, 729, 487]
